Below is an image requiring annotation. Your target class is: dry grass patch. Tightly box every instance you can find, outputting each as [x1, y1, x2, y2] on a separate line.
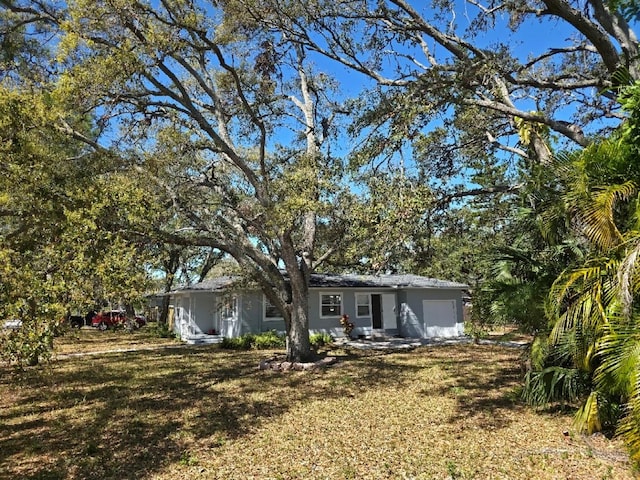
[0, 336, 635, 480]
[52, 325, 180, 356]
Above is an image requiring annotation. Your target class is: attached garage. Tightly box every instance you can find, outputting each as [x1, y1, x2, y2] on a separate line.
[422, 299, 462, 337]
[398, 280, 467, 339]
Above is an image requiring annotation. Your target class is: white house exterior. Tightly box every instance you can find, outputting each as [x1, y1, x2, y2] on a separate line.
[168, 273, 468, 343]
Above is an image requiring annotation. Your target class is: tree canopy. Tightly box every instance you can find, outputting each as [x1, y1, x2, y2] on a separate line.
[1, 0, 361, 361]
[249, 0, 636, 161]
[2, 0, 639, 376]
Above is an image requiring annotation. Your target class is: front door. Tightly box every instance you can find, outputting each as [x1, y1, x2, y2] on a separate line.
[218, 295, 238, 338]
[372, 295, 383, 329]
[371, 294, 396, 330]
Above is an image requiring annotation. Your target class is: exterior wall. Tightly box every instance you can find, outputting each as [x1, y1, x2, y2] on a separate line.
[308, 288, 399, 338]
[193, 292, 216, 333]
[171, 290, 286, 338]
[171, 292, 216, 338]
[172, 285, 464, 340]
[172, 293, 194, 339]
[399, 288, 465, 338]
[239, 290, 287, 334]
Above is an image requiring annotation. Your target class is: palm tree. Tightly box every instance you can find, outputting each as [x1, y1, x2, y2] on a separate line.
[523, 131, 640, 462]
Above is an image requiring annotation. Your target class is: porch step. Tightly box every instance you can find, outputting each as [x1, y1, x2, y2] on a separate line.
[369, 329, 392, 341]
[184, 334, 223, 345]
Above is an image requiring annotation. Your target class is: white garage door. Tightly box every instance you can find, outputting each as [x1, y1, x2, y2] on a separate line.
[422, 299, 460, 338]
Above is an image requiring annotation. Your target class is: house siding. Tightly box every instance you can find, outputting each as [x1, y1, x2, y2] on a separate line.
[241, 290, 287, 334]
[308, 288, 400, 337]
[169, 274, 466, 341]
[399, 288, 464, 338]
[238, 291, 262, 334]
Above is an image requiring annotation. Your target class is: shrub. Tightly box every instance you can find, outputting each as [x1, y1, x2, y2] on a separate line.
[310, 332, 333, 348]
[252, 330, 286, 349]
[340, 314, 354, 337]
[220, 331, 286, 350]
[464, 321, 487, 342]
[220, 334, 255, 350]
[149, 322, 175, 339]
[0, 320, 57, 369]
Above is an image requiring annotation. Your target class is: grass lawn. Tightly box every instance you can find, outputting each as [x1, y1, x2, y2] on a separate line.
[52, 325, 183, 356]
[0, 329, 636, 480]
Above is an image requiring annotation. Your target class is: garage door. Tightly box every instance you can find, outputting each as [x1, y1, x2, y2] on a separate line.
[422, 299, 459, 338]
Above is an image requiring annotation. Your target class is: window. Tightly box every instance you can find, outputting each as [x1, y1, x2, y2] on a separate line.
[320, 293, 342, 317]
[218, 295, 237, 320]
[264, 296, 282, 320]
[356, 294, 371, 317]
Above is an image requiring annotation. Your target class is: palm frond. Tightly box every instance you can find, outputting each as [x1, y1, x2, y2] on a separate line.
[532, 104, 640, 461]
[618, 236, 640, 317]
[610, 66, 634, 89]
[522, 366, 587, 407]
[595, 320, 640, 451]
[597, 323, 640, 399]
[618, 384, 640, 464]
[547, 261, 616, 343]
[572, 181, 637, 251]
[619, 415, 640, 465]
[574, 391, 603, 434]
[529, 334, 550, 370]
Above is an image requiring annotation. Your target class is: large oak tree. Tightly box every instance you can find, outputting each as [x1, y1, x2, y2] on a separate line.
[238, 0, 637, 181]
[2, 0, 353, 361]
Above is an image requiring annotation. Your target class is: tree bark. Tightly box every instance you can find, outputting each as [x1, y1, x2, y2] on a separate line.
[285, 276, 312, 362]
[159, 249, 180, 325]
[159, 293, 172, 325]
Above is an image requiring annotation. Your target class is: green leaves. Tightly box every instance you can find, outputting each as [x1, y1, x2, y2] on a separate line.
[0, 82, 156, 367]
[521, 81, 640, 462]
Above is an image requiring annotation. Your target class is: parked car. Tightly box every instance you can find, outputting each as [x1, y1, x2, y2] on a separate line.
[91, 311, 146, 330]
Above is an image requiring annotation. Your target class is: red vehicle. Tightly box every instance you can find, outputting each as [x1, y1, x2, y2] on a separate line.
[91, 311, 146, 330]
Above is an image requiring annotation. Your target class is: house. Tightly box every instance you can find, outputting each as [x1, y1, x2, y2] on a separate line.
[168, 273, 468, 344]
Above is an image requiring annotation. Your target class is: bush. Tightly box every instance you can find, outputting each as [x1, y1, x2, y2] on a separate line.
[340, 314, 354, 337]
[0, 320, 57, 369]
[310, 332, 333, 348]
[149, 322, 175, 339]
[252, 330, 286, 349]
[220, 331, 285, 350]
[220, 334, 254, 350]
[464, 321, 488, 342]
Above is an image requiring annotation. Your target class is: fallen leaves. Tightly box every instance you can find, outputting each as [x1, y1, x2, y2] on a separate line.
[0, 336, 634, 479]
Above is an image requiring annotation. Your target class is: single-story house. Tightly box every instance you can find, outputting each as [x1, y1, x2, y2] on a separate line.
[168, 273, 469, 344]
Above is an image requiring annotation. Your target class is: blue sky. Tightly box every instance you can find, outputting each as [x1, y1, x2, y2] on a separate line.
[304, 1, 615, 165]
[86, 0, 622, 192]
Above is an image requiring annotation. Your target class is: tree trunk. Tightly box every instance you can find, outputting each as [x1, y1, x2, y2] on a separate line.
[159, 294, 171, 325]
[281, 230, 313, 362]
[285, 276, 312, 362]
[159, 251, 179, 325]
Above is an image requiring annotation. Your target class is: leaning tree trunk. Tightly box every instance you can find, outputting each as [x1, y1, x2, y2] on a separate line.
[285, 277, 312, 362]
[159, 294, 171, 325]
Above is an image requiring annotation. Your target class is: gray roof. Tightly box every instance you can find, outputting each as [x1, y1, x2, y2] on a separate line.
[310, 273, 468, 289]
[171, 273, 467, 293]
[170, 275, 239, 293]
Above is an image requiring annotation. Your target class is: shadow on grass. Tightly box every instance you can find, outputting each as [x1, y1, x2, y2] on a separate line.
[0, 343, 525, 479]
[421, 344, 526, 429]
